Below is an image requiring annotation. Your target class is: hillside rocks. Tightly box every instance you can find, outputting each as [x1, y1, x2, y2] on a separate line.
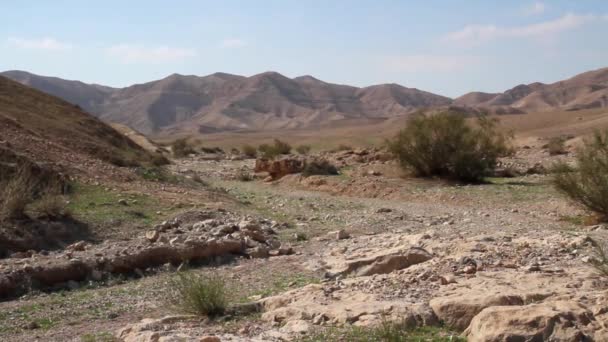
[0, 210, 291, 299]
[254, 158, 305, 180]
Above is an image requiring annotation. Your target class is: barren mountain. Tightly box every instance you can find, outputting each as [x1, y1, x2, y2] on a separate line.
[454, 67, 608, 113]
[1, 70, 451, 135]
[0, 76, 156, 177]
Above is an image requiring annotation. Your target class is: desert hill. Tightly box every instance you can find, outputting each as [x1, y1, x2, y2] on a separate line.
[1, 70, 451, 136]
[454, 67, 608, 113]
[0, 76, 157, 177]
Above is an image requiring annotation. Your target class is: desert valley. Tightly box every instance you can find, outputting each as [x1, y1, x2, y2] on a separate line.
[2, 2, 608, 341]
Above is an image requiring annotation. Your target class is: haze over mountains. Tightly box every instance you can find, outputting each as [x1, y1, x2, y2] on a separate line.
[2, 67, 608, 136]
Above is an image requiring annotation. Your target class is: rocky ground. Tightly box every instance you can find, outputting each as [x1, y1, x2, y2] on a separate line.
[0, 146, 607, 341]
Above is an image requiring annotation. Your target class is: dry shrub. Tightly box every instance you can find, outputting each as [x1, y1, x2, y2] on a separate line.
[302, 159, 339, 177]
[388, 112, 511, 183]
[241, 145, 257, 158]
[169, 272, 228, 317]
[296, 145, 312, 155]
[171, 138, 196, 158]
[554, 131, 608, 219]
[547, 136, 568, 155]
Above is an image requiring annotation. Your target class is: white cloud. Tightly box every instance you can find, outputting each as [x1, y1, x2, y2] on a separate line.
[384, 55, 478, 73]
[523, 2, 546, 16]
[7, 37, 71, 51]
[106, 44, 197, 63]
[220, 38, 247, 48]
[445, 13, 597, 46]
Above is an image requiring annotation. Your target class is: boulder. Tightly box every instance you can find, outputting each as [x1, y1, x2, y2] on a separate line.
[465, 300, 600, 341]
[254, 157, 304, 180]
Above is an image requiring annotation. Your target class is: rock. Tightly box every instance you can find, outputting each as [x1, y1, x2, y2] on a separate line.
[430, 293, 525, 330]
[118, 199, 128, 206]
[247, 247, 269, 258]
[376, 208, 393, 213]
[439, 275, 457, 285]
[200, 336, 221, 342]
[465, 300, 600, 341]
[67, 280, 79, 290]
[280, 319, 311, 334]
[345, 247, 433, 277]
[67, 241, 87, 252]
[91, 269, 103, 281]
[254, 157, 305, 180]
[335, 229, 350, 240]
[145, 230, 160, 243]
[463, 265, 477, 274]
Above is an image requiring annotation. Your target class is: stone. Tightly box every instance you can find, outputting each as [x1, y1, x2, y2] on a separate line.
[465, 300, 600, 341]
[118, 199, 128, 206]
[335, 229, 350, 240]
[439, 275, 457, 285]
[145, 230, 160, 243]
[200, 336, 221, 342]
[67, 241, 87, 252]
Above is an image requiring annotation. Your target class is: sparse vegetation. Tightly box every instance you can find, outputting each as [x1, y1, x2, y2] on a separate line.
[547, 136, 568, 155]
[388, 112, 511, 183]
[200, 146, 224, 154]
[171, 138, 197, 158]
[31, 193, 71, 219]
[296, 144, 312, 155]
[169, 272, 228, 317]
[299, 320, 464, 342]
[236, 170, 254, 182]
[302, 159, 339, 177]
[149, 153, 171, 166]
[258, 139, 292, 159]
[589, 238, 608, 278]
[242, 144, 258, 158]
[553, 131, 608, 220]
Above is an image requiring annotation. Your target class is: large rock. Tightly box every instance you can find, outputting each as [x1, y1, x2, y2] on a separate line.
[465, 300, 603, 342]
[254, 157, 304, 180]
[430, 293, 525, 331]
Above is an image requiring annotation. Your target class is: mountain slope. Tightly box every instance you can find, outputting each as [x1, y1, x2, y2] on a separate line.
[1, 70, 451, 135]
[455, 67, 608, 113]
[0, 76, 156, 177]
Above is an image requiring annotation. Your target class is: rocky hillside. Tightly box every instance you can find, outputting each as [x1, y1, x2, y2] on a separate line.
[454, 67, 608, 114]
[1, 70, 451, 135]
[0, 76, 157, 178]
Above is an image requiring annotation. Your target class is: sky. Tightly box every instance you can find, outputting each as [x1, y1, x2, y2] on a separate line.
[1, 0, 607, 97]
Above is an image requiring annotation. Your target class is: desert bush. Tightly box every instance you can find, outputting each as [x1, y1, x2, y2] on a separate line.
[200, 146, 224, 154]
[296, 145, 312, 155]
[171, 138, 196, 158]
[387, 112, 511, 183]
[150, 153, 170, 166]
[553, 131, 608, 219]
[169, 271, 228, 317]
[302, 159, 339, 177]
[547, 136, 568, 155]
[236, 170, 253, 182]
[241, 144, 258, 158]
[590, 238, 608, 278]
[32, 193, 70, 219]
[332, 144, 353, 152]
[258, 139, 292, 159]
[0, 167, 35, 220]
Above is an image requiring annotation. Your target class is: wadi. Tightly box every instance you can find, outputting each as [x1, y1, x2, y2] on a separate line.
[2, 2, 608, 341]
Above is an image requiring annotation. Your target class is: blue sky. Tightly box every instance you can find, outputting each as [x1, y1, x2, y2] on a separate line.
[1, 0, 607, 97]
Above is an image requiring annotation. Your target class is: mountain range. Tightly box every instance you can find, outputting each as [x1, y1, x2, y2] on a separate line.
[2, 67, 607, 136]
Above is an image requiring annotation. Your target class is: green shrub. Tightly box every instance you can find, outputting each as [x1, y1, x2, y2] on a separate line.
[241, 144, 258, 158]
[258, 139, 292, 159]
[169, 272, 228, 317]
[32, 193, 70, 219]
[553, 131, 608, 219]
[171, 138, 196, 158]
[388, 112, 511, 183]
[296, 145, 312, 155]
[0, 166, 35, 220]
[302, 160, 339, 177]
[547, 136, 567, 155]
[590, 238, 608, 278]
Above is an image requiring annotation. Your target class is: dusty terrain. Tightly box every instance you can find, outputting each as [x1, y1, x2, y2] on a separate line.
[1, 139, 607, 341]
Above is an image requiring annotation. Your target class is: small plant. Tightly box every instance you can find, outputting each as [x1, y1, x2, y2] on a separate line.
[302, 160, 339, 177]
[553, 131, 608, 220]
[171, 138, 196, 158]
[32, 193, 71, 219]
[546, 136, 568, 155]
[388, 111, 511, 183]
[258, 139, 292, 159]
[0, 167, 35, 220]
[136, 166, 177, 183]
[236, 170, 254, 182]
[296, 145, 312, 155]
[169, 272, 228, 317]
[241, 144, 258, 158]
[200, 146, 224, 154]
[589, 238, 608, 277]
[332, 144, 353, 152]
